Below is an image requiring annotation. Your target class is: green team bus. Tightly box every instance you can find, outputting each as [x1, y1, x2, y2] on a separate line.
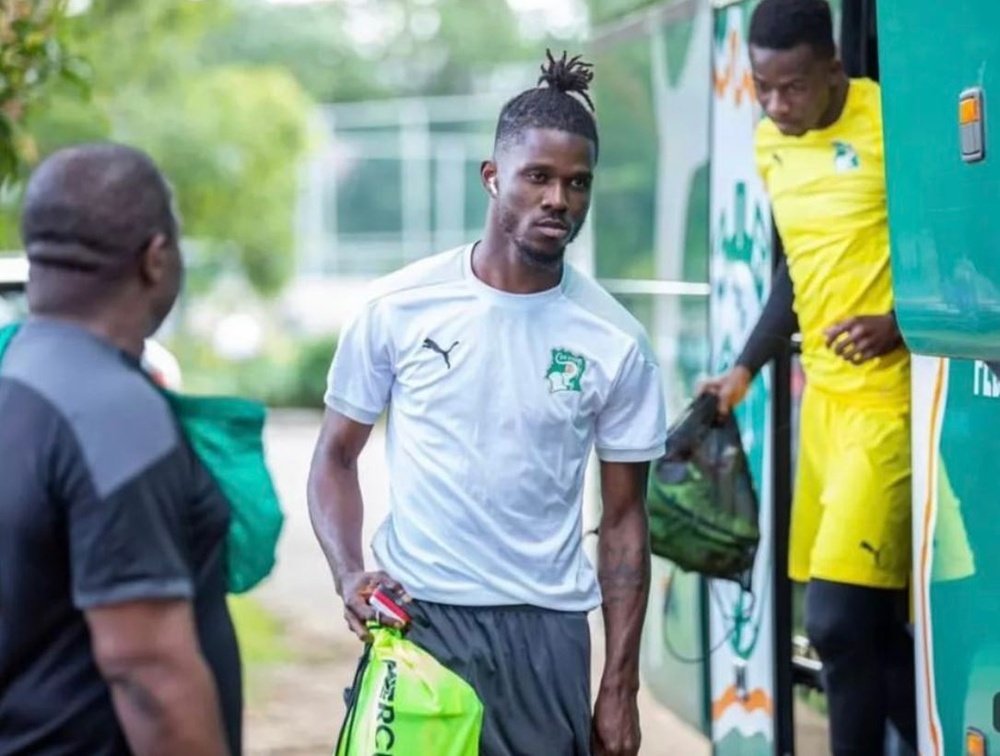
[586, 0, 999, 753]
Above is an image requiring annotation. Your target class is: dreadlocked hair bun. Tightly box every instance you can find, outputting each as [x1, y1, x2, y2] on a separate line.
[538, 49, 595, 112]
[492, 48, 600, 159]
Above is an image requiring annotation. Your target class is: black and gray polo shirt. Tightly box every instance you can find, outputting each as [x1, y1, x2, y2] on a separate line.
[0, 319, 241, 755]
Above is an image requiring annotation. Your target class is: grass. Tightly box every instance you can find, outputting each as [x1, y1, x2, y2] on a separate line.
[228, 594, 292, 702]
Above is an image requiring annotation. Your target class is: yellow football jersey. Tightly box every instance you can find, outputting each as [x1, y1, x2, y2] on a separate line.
[755, 78, 910, 406]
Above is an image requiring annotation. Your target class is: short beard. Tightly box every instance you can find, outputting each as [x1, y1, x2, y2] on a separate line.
[497, 201, 583, 272]
[515, 241, 565, 272]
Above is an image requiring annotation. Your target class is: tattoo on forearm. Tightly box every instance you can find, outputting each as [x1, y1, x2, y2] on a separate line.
[115, 676, 165, 719]
[598, 546, 649, 604]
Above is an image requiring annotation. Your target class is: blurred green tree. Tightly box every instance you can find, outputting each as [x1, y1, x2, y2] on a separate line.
[3, 0, 312, 297]
[3, 0, 543, 291]
[204, 0, 530, 102]
[0, 0, 86, 185]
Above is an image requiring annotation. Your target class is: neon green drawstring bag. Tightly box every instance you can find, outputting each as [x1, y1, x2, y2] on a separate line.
[0, 322, 283, 595]
[335, 626, 484, 756]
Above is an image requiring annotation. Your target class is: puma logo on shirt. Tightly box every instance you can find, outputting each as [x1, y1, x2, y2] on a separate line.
[860, 541, 884, 567]
[422, 338, 459, 369]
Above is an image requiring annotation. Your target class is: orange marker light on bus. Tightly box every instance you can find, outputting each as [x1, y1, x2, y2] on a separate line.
[966, 727, 987, 756]
[959, 88, 987, 163]
[961, 96, 981, 125]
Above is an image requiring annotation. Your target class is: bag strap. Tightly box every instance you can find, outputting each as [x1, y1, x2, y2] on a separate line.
[333, 642, 373, 756]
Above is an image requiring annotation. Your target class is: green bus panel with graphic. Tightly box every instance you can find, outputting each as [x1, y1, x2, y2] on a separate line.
[879, 1, 1000, 359]
[879, 1, 1000, 753]
[922, 358, 1000, 755]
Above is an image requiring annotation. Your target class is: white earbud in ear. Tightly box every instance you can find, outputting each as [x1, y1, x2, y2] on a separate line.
[489, 178, 498, 197]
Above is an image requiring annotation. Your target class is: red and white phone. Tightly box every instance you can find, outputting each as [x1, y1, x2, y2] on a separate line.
[368, 585, 411, 627]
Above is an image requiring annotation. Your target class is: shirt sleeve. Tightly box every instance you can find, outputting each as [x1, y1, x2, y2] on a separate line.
[595, 341, 667, 463]
[60, 435, 195, 610]
[324, 299, 395, 424]
[735, 256, 798, 377]
[867, 83, 886, 162]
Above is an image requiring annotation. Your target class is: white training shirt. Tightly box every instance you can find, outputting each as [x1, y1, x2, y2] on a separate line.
[325, 244, 667, 611]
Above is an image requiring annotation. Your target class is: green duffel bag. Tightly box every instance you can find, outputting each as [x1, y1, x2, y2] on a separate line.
[0, 322, 283, 594]
[163, 390, 284, 594]
[647, 393, 760, 589]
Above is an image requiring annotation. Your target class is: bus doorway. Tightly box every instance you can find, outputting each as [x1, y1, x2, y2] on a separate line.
[777, 2, 916, 755]
[706, 1, 890, 753]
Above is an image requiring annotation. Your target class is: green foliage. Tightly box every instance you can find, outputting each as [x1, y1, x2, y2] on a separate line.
[3, 0, 552, 295]
[391, 0, 529, 96]
[204, 0, 531, 102]
[0, 0, 87, 184]
[592, 35, 658, 280]
[587, 0, 663, 26]
[227, 594, 290, 703]
[228, 595, 289, 666]
[121, 65, 313, 295]
[202, 1, 387, 103]
[171, 331, 337, 410]
[4, 0, 312, 297]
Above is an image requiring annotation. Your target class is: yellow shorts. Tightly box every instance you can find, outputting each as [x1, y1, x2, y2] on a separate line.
[791, 387, 912, 588]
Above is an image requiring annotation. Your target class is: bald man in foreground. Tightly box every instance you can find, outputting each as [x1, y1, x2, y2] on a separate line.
[0, 144, 239, 756]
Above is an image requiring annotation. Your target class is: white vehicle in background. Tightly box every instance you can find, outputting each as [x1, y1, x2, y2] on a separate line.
[0, 256, 28, 312]
[0, 254, 182, 390]
[141, 336, 182, 390]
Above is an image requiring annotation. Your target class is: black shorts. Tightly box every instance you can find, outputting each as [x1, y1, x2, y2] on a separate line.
[406, 600, 592, 756]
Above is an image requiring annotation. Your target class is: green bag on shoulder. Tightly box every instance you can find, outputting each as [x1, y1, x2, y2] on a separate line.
[163, 391, 283, 594]
[0, 322, 17, 359]
[0, 322, 283, 594]
[335, 626, 484, 756]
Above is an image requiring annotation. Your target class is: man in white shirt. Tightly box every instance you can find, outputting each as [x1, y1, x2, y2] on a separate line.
[309, 51, 666, 756]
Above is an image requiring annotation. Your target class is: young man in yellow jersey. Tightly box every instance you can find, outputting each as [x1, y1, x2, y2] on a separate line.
[702, 1, 915, 753]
